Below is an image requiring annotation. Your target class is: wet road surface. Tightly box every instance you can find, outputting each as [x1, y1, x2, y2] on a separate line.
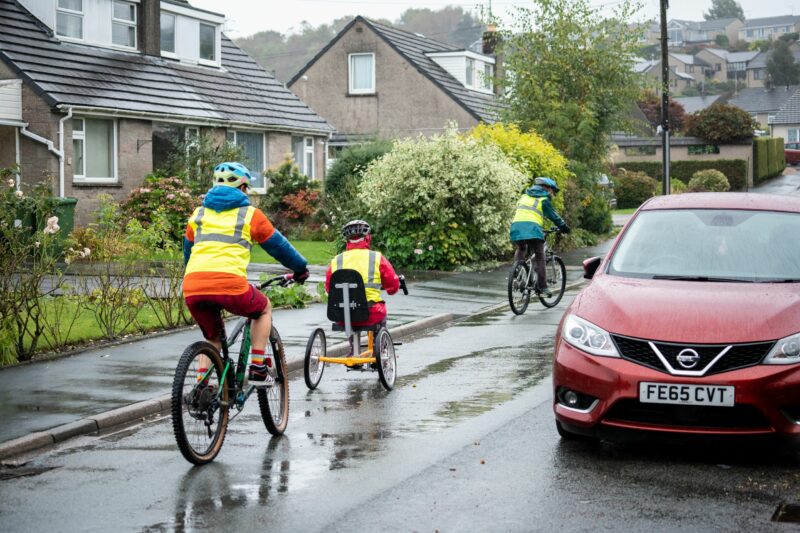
[2, 293, 799, 532]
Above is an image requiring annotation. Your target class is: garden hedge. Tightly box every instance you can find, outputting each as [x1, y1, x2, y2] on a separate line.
[615, 159, 747, 191]
[753, 137, 786, 183]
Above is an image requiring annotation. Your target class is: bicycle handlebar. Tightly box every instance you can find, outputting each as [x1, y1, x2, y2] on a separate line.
[399, 275, 409, 295]
[259, 274, 294, 290]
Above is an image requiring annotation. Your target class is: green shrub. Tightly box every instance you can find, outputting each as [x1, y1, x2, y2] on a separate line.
[614, 170, 657, 209]
[579, 193, 612, 234]
[325, 141, 393, 201]
[688, 169, 730, 192]
[159, 134, 244, 195]
[670, 178, 687, 194]
[614, 160, 747, 191]
[770, 137, 785, 176]
[685, 104, 757, 143]
[120, 176, 198, 241]
[259, 157, 319, 233]
[358, 126, 524, 270]
[754, 138, 770, 181]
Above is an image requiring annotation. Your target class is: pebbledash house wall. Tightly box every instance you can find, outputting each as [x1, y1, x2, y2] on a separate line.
[289, 19, 478, 138]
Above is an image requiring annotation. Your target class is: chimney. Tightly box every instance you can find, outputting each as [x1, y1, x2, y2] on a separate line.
[482, 24, 504, 97]
[138, 0, 161, 57]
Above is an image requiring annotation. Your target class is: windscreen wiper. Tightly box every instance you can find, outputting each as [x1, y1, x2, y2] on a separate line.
[652, 275, 751, 282]
[756, 279, 800, 283]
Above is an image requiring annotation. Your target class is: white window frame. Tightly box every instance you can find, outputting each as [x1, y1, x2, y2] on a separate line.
[348, 53, 376, 95]
[198, 22, 219, 66]
[466, 58, 475, 88]
[788, 128, 799, 143]
[304, 137, 316, 180]
[72, 117, 118, 184]
[226, 130, 267, 194]
[55, 0, 84, 41]
[160, 11, 177, 57]
[482, 63, 493, 91]
[111, 0, 137, 50]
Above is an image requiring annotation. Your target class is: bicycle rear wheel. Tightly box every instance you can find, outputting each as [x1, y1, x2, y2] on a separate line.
[508, 261, 531, 315]
[304, 328, 326, 390]
[539, 255, 567, 308]
[257, 328, 289, 435]
[171, 341, 229, 465]
[375, 327, 396, 391]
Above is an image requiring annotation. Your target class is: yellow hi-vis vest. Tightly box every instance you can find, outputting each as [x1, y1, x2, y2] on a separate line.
[330, 249, 383, 303]
[511, 194, 544, 226]
[185, 205, 256, 278]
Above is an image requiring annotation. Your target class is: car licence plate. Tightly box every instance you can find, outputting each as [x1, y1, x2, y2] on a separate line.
[639, 382, 734, 407]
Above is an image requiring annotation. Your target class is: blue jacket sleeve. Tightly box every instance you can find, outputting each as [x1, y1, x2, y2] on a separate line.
[542, 198, 567, 229]
[260, 229, 308, 272]
[183, 237, 194, 265]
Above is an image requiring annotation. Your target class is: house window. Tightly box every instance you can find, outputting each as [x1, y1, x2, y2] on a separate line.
[226, 131, 266, 191]
[483, 63, 493, 90]
[349, 53, 375, 94]
[624, 146, 657, 156]
[715, 63, 722, 71]
[72, 118, 116, 182]
[112, 1, 137, 48]
[688, 145, 720, 155]
[789, 129, 799, 143]
[292, 136, 315, 178]
[199, 23, 216, 62]
[466, 58, 475, 87]
[160, 12, 176, 53]
[56, 0, 83, 39]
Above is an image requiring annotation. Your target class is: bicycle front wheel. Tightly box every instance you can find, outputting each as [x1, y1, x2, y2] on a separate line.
[304, 328, 326, 390]
[508, 261, 531, 315]
[257, 327, 289, 435]
[539, 255, 567, 308]
[375, 327, 396, 391]
[171, 341, 229, 465]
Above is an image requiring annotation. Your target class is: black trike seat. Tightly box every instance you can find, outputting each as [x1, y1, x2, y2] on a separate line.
[327, 269, 370, 324]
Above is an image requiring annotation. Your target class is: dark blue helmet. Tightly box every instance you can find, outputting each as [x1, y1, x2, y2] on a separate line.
[534, 177, 560, 193]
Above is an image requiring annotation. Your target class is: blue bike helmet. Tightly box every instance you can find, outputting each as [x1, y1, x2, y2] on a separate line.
[534, 176, 560, 193]
[213, 162, 252, 189]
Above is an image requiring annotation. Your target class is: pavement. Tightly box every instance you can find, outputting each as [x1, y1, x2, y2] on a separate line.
[751, 165, 800, 196]
[0, 256, 593, 455]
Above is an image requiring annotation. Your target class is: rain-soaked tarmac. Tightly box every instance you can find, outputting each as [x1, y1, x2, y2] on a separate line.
[2, 293, 799, 532]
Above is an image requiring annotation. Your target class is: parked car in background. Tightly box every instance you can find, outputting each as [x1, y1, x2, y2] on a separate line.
[785, 143, 800, 166]
[553, 193, 800, 440]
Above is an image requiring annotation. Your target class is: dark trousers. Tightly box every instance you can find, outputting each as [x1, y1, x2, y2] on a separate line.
[514, 239, 547, 290]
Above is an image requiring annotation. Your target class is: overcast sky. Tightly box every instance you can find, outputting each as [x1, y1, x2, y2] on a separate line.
[189, 0, 800, 39]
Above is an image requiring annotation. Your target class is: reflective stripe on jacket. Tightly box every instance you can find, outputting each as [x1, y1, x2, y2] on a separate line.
[330, 249, 383, 303]
[185, 205, 256, 278]
[512, 194, 544, 226]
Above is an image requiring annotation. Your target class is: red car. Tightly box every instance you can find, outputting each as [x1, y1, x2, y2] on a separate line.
[554, 193, 800, 439]
[786, 143, 800, 166]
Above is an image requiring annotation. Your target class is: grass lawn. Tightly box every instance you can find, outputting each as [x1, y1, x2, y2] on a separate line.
[612, 207, 637, 215]
[250, 240, 336, 265]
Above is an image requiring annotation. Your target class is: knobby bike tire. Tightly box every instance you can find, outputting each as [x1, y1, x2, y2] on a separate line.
[539, 255, 567, 308]
[257, 328, 289, 435]
[375, 327, 396, 391]
[508, 260, 531, 315]
[171, 341, 230, 465]
[304, 328, 326, 390]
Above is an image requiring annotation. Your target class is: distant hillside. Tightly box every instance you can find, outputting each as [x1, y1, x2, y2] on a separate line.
[235, 7, 484, 83]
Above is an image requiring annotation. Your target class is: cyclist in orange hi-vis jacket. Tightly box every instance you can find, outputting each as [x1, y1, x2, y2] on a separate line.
[183, 162, 309, 387]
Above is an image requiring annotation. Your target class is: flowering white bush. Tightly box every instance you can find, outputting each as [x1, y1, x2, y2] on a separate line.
[358, 126, 524, 269]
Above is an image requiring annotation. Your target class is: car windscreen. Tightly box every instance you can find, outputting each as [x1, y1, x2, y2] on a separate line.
[609, 209, 800, 282]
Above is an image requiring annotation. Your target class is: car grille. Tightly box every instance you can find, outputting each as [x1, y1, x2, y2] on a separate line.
[605, 399, 771, 430]
[611, 335, 774, 376]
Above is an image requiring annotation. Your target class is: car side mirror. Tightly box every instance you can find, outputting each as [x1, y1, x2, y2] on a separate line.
[583, 256, 602, 280]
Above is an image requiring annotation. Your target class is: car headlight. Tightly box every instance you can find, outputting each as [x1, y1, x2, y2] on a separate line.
[763, 332, 800, 365]
[561, 314, 620, 358]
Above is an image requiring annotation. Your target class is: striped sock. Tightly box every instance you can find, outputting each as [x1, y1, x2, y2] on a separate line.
[250, 348, 266, 367]
[196, 367, 209, 383]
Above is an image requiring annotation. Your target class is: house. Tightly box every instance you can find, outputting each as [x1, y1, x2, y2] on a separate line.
[728, 85, 800, 128]
[746, 44, 800, 88]
[771, 90, 800, 143]
[738, 15, 800, 43]
[674, 94, 723, 114]
[667, 18, 742, 47]
[668, 53, 708, 83]
[695, 48, 759, 84]
[287, 16, 498, 158]
[636, 58, 695, 94]
[0, 0, 334, 224]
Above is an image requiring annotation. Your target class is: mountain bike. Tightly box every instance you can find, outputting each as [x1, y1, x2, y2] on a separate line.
[507, 229, 567, 314]
[171, 274, 293, 465]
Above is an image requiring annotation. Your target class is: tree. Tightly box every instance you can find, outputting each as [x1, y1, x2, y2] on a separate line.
[714, 34, 729, 48]
[500, 0, 643, 166]
[767, 40, 800, 86]
[685, 104, 757, 143]
[703, 0, 744, 21]
[637, 90, 687, 133]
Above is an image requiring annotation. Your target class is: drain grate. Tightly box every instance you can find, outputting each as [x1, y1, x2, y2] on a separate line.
[772, 502, 800, 523]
